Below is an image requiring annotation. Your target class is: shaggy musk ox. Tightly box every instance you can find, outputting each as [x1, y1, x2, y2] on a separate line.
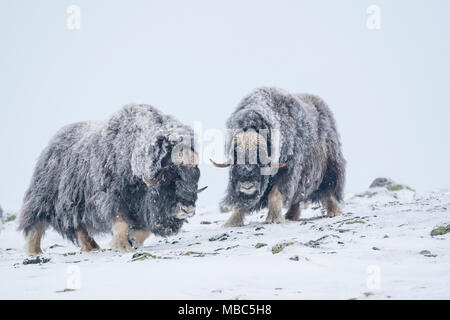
[18, 104, 207, 254]
[211, 87, 345, 227]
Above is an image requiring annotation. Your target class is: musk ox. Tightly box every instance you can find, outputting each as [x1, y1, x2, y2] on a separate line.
[18, 104, 207, 254]
[211, 87, 345, 227]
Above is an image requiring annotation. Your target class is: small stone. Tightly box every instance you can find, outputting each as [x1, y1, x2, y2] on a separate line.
[255, 243, 267, 249]
[23, 256, 51, 265]
[55, 288, 76, 293]
[187, 242, 201, 247]
[49, 244, 64, 249]
[345, 220, 365, 224]
[209, 233, 229, 241]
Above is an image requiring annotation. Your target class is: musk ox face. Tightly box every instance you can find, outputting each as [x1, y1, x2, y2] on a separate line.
[142, 148, 206, 234]
[211, 130, 283, 209]
[172, 164, 201, 219]
[230, 163, 269, 204]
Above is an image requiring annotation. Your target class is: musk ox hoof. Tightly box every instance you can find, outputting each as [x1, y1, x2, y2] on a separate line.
[265, 214, 285, 224]
[223, 210, 245, 227]
[128, 230, 151, 248]
[80, 244, 100, 252]
[326, 210, 340, 218]
[223, 220, 245, 228]
[285, 215, 300, 222]
[111, 238, 133, 253]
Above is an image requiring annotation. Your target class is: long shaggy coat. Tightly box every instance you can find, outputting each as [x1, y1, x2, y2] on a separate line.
[18, 104, 201, 242]
[221, 87, 345, 212]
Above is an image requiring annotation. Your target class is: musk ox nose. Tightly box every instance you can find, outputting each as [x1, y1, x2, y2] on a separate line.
[175, 205, 196, 219]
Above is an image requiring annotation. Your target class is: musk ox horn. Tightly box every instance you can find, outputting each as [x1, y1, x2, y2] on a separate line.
[142, 175, 161, 186]
[271, 162, 287, 168]
[210, 159, 231, 168]
[197, 186, 208, 193]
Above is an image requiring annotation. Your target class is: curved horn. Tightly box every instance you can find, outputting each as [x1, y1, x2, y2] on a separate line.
[210, 159, 231, 168]
[270, 161, 287, 168]
[142, 174, 161, 186]
[197, 186, 208, 193]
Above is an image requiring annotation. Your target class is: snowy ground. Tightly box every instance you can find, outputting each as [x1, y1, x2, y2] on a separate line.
[0, 184, 449, 300]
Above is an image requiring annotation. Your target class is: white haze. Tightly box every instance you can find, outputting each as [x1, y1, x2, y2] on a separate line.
[0, 0, 449, 211]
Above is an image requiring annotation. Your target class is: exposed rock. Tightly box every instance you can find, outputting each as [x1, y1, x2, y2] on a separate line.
[272, 242, 294, 254]
[305, 235, 329, 248]
[369, 177, 414, 192]
[370, 177, 395, 188]
[431, 225, 450, 237]
[346, 220, 365, 225]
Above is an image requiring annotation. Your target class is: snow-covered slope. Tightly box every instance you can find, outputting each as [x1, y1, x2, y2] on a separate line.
[0, 185, 449, 299]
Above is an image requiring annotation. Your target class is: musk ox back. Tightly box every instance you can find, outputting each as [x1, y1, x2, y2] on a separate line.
[211, 87, 345, 226]
[18, 104, 206, 254]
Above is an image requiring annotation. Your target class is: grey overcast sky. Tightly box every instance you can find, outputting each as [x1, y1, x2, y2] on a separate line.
[1, 0, 449, 211]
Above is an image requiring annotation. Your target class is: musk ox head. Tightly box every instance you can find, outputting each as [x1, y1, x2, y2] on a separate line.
[211, 130, 285, 210]
[132, 135, 206, 235]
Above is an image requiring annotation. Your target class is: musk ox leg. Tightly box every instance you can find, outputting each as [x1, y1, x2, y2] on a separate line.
[266, 186, 285, 224]
[128, 229, 151, 248]
[111, 217, 132, 252]
[26, 225, 46, 255]
[223, 209, 245, 227]
[325, 195, 341, 218]
[76, 228, 100, 252]
[285, 203, 301, 221]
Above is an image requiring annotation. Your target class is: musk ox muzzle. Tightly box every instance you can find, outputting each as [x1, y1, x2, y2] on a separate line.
[175, 205, 196, 220]
[238, 181, 259, 195]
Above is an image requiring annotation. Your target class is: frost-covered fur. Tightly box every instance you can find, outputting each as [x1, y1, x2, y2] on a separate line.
[18, 104, 201, 243]
[222, 87, 346, 213]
